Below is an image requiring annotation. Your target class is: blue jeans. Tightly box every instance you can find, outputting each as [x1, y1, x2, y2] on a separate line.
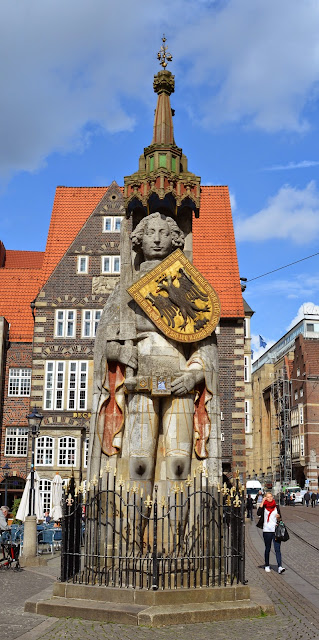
[263, 532, 282, 567]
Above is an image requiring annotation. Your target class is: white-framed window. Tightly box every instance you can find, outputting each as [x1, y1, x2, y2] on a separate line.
[101, 255, 121, 274]
[77, 255, 89, 274]
[244, 356, 251, 382]
[58, 437, 76, 467]
[297, 367, 300, 377]
[44, 361, 65, 410]
[8, 368, 31, 396]
[244, 318, 250, 338]
[300, 387, 304, 397]
[299, 404, 304, 425]
[67, 361, 88, 410]
[5, 427, 28, 456]
[244, 400, 251, 433]
[81, 310, 102, 338]
[294, 390, 298, 400]
[84, 438, 89, 468]
[292, 436, 300, 456]
[55, 310, 76, 338]
[44, 361, 88, 411]
[39, 479, 52, 515]
[36, 436, 54, 466]
[103, 216, 123, 233]
[291, 407, 299, 427]
[300, 434, 304, 457]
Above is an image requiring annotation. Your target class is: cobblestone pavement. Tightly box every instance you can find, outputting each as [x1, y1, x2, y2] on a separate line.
[4, 505, 319, 640]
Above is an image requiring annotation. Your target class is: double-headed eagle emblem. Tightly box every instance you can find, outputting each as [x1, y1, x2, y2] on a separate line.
[128, 250, 220, 343]
[146, 268, 211, 332]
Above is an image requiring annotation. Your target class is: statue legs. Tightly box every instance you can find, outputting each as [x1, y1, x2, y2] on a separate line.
[124, 392, 194, 486]
[163, 395, 194, 480]
[125, 393, 159, 499]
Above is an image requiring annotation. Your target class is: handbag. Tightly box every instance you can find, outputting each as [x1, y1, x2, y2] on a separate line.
[275, 520, 290, 542]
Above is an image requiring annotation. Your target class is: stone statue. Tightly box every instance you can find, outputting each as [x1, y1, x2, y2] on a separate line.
[88, 213, 221, 496]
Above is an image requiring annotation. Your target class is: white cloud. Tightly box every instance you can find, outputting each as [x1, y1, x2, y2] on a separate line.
[287, 301, 319, 329]
[2, 1, 319, 178]
[229, 191, 237, 212]
[0, 0, 182, 178]
[235, 181, 319, 244]
[264, 160, 319, 171]
[174, 0, 319, 133]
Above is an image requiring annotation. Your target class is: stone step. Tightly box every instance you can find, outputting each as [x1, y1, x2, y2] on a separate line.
[25, 590, 274, 627]
[30, 597, 144, 625]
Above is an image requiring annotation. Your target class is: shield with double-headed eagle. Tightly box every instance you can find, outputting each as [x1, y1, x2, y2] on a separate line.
[127, 249, 220, 343]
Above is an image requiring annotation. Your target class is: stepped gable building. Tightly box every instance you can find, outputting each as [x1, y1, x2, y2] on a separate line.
[0, 52, 246, 511]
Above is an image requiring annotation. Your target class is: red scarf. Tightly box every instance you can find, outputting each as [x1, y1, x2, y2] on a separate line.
[264, 499, 277, 522]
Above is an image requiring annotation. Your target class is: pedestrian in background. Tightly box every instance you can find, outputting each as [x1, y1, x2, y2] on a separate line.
[304, 490, 311, 507]
[0, 506, 10, 532]
[311, 491, 317, 508]
[256, 490, 263, 508]
[246, 495, 254, 521]
[257, 492, 286, 574]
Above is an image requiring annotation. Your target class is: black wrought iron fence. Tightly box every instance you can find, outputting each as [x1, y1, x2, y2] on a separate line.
[61, 466, 245, 590]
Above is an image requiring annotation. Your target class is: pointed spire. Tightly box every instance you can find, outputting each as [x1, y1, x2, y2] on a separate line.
[124, 37, 201, 221]
[152, 36, 175, 145]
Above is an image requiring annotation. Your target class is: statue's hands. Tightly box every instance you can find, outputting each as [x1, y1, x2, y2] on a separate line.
[124, 377, 137, 393]
[171, 370, 205, 396]
[120, 345, 138, 370]
[172, 373, 196, 396]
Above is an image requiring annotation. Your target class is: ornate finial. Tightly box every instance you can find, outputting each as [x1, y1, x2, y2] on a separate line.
[157, 35, 173, 69]
[144, 495, 153, 508]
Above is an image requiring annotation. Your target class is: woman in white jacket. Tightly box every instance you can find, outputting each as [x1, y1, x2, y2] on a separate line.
[257, 492, 286, 574]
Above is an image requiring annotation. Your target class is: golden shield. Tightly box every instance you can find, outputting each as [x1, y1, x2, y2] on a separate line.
[127, 249, 221, 343]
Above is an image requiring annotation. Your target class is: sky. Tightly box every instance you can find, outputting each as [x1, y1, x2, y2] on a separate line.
[1, 0, 319, 358]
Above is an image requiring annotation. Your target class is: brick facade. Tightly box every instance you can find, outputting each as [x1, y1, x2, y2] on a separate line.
[218, 321, 245, 477]
[0, 341, 32, 484]
[291, 335, 319, 490]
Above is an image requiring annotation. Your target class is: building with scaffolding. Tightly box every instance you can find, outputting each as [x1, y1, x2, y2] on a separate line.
[249, 304, 319, 493]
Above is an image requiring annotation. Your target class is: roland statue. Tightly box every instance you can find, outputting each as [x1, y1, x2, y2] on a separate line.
[88, 212, 221, 497]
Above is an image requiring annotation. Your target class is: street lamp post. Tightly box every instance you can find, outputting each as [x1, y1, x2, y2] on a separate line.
[26, 407, 43, 517]
[1, 462, 11, 506]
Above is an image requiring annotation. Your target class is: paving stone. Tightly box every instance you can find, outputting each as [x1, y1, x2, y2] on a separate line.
[3, 505, 319, 640]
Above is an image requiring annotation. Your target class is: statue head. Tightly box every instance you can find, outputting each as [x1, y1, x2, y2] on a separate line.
[131, 212, 185, 261]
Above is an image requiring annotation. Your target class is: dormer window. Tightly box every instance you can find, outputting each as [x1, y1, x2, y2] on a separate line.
[103, 217, 123, 233]
[149, 156, 154, 172]
[77, 256, 88, 274]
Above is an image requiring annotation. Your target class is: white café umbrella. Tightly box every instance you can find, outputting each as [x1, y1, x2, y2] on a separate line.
[16, 470, 43, 522]
[50, 473, 63, 521]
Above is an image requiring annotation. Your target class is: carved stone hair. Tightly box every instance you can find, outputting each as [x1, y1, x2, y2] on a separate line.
[131, 212, 185, 253]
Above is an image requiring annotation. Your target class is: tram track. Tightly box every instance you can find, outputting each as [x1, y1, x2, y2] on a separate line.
[246, 525, 319, 633]
[285, 524, 319, 551]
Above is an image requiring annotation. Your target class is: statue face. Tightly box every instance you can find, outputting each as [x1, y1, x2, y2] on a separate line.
[142, 217, 173, 261]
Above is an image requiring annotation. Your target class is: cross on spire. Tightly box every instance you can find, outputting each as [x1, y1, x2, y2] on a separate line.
[157, 35, 173, 69]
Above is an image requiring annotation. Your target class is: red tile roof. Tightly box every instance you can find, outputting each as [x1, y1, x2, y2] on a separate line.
[193, 186, 244, 318]
[5, 250, 44, 269]
[42, 187, 106, 282]
[0, 268, 42, 341]
[1, 184, 243, 342]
